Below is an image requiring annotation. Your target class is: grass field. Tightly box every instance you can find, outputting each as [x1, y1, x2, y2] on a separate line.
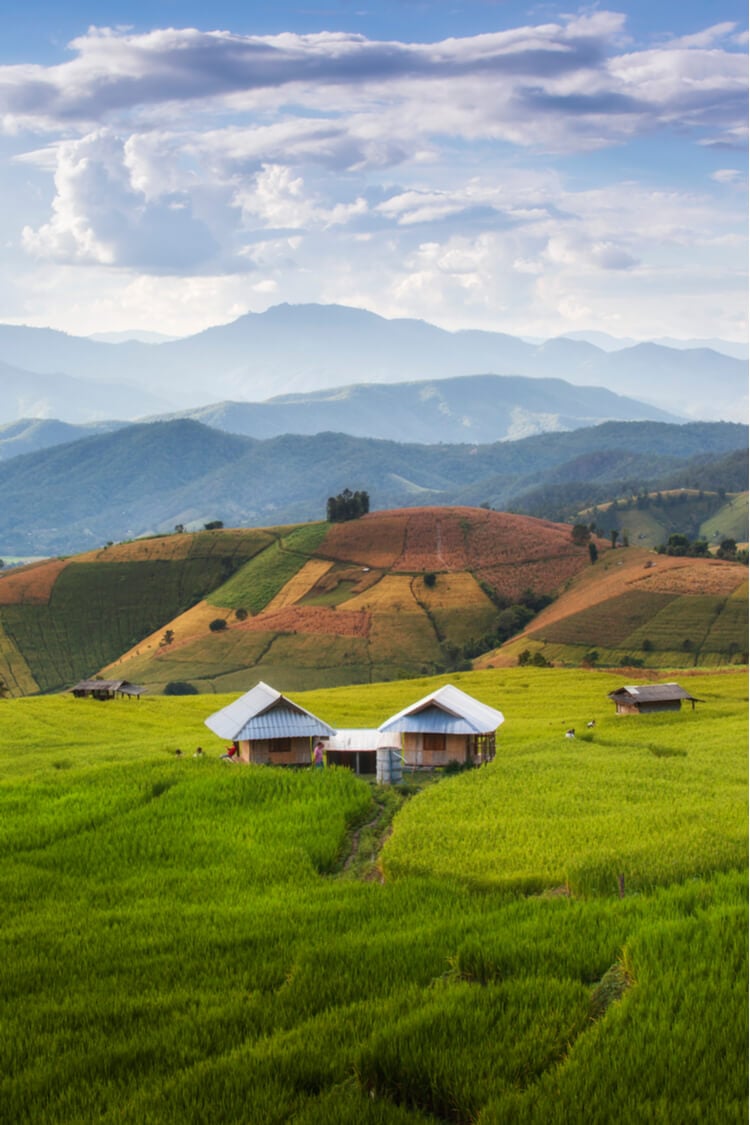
[2, 667, 744, 1123]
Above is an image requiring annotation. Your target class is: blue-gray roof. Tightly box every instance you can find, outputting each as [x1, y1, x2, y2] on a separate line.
[205, 681, 335, 742]
[379, 684, 504, 735]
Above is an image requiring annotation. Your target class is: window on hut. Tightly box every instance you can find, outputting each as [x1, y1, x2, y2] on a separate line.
[423, 733, 446, 755]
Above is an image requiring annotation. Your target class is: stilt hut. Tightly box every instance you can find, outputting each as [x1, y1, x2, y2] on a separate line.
[204, 681, 335, 765]
[608, 683, 699, 715]
[379, 684, 504, 770]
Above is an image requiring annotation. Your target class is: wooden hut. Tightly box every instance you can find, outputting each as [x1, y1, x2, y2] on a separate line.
[204, 681, 335, 765]
[379, 684, 504, 769]
[70, 679, 143, 700]
[608, 683, 699, 715]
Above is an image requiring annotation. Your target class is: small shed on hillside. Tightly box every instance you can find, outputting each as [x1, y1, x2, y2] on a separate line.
[70, 679, 143, 700]
[379, 684, 504, 769]
[204, 681, 335, 765]
[608, 683, 699, 715]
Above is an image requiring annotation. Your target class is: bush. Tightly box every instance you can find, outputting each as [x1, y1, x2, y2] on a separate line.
[423, 572, 437, 588]
[209, 618, 228, 632]
[163, 681, 199, 695]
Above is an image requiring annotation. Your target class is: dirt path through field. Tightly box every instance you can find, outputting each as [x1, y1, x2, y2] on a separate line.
[338, 796, 401, 882]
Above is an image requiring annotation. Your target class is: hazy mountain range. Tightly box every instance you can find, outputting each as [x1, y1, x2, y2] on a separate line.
[553, 331, 748, 360]
[0, 303, 745, 428]
[0, 417, 744, 555]
[0, 373, 679, 459]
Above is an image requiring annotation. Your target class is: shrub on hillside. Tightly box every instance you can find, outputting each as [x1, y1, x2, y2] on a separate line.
[164, 681, 198, 695]
[209, 618, 228, 632]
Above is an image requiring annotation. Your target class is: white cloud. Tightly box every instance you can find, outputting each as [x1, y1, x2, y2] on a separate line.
[234, 163, 367, 231]
[21, 131, 219, 270]
[711, 167, 743, 183]
[0, 13, 745, 342]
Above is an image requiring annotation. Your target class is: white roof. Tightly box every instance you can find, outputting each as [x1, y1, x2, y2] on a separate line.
[204, 681, 335, 742]
[324, 729, 400, 751]
[379, 683, 504, 735]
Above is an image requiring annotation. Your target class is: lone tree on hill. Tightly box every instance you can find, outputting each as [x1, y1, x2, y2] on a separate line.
[571, 523, 590, 546]
[326, 488, 370, 522]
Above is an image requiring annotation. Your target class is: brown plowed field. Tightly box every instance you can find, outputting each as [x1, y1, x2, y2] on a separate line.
[321, 507, 593, 574]
[0, 559, 69, 605]
[320, 514, 408, 567]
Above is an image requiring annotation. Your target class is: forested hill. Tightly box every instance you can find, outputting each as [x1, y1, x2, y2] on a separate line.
[0, 417, 745, 555]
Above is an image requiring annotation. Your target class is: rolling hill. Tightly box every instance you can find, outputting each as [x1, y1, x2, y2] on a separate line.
[0, 508, 607, 696]
[476, 547, 748, 671]
[0, 417, 745, 556]
[1, 507, 746, 700]
[577, 488, 749, 551]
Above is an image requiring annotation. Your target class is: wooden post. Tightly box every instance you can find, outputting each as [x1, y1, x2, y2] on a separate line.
[617, 873, 625, 899]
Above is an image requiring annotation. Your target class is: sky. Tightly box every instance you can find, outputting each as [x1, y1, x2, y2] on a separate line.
[0, 1, 747, 342]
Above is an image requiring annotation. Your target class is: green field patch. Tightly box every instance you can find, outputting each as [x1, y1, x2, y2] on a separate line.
[535, 591, 677, 647]
[251, 633, 372, 692]
[623, 594, 741, 655]
[430, 604, 500, 647]
[703, 595, 749, 658]
[0, 615, 38, 697]
[114, 630, 279, 689]
[208, 523, 329, 614]
[366, 612, 442, 669]
[700, 492, 749, 545]
[300, 580, 359, 607]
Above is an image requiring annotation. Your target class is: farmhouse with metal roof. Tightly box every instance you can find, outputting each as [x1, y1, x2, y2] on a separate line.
[204, 680, 335, 765]
[379, 684, 504, 768]
[608, 683, 699, 715]
[70, 679, 143, 700]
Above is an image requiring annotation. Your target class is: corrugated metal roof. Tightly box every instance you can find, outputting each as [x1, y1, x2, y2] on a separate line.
[233, 706, 333, 741]
[70, 679, 143, 695]
[608, 683, 696, 702]
[380, 684, 504, 735]
[204, 680, 335, 741]
[325, 729, 400, 751]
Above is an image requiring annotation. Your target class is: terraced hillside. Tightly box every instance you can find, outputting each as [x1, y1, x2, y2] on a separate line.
[0, 529, 278, 695]
[95, 507, 601, 694]
[476, 547, 748, 670]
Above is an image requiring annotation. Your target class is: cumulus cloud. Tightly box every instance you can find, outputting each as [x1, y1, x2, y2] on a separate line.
[21, 132, 219, 270]
[234, 163, 367, 231]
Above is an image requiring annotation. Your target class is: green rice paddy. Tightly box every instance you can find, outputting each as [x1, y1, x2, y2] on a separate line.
[0, 667, 746, 1123]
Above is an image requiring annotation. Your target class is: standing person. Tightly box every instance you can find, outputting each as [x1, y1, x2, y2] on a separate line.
[313, 741, 325, 769]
